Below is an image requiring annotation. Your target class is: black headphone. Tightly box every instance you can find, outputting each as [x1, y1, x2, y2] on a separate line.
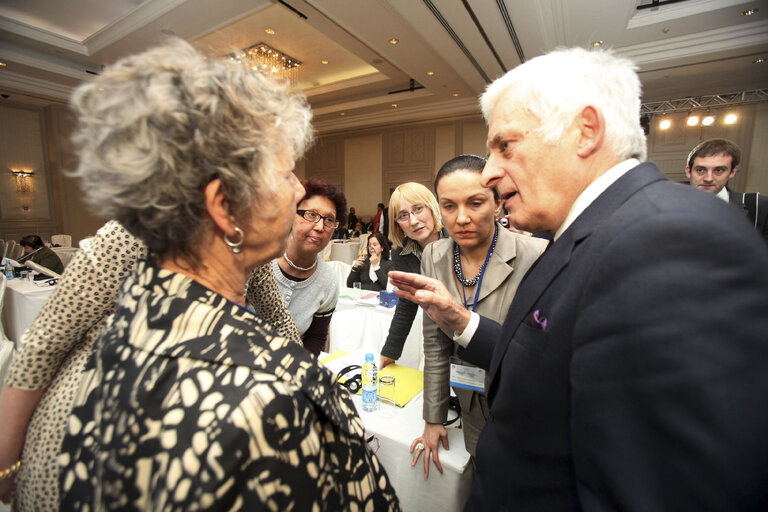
[335, 365, 362, 394]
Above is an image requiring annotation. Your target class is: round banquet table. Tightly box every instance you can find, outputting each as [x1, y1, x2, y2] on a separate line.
[2, 278, 56, 346]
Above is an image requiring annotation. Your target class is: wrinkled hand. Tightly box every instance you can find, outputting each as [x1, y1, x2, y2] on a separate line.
[410, 422, 449, 478]
[388, 270, 471, 334]
[380, 355, 395, 370]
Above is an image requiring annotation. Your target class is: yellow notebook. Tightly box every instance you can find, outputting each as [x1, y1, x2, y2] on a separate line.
[320, 350, 423, 407]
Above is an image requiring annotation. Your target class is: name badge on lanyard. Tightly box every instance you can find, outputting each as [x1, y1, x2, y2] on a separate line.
[449, 357, 485, 392]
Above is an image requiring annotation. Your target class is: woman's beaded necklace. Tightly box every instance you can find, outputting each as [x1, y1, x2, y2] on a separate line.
[452, 225, 498, 287]
[283, 252, 317, 272]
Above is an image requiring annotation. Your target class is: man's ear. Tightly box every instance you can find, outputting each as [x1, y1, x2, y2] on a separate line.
[204, 179, 237, 237]
[729, 165, 739, 179]
[576, 106, 605, 158]
[685, 166, 693, 179]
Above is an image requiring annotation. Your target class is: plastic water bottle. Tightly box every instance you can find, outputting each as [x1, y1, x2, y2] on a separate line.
[361, 353, 378, 412]
[4, 259, 13, 280]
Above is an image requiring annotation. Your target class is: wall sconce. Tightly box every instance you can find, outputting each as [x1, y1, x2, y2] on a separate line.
[10, 168, 35, 193]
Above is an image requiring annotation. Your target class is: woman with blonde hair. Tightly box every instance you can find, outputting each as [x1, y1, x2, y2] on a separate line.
[379, 182, 445, 369]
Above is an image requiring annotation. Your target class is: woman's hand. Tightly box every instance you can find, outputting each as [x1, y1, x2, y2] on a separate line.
[410, 422, 449, 478]
[369, 249, 381, 267]
[352, 255, 366, 269]
[380, 355, 395, 369]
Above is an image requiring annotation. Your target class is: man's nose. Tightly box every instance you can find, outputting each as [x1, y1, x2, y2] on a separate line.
[704, 170, 715, 181]
[481, 160, 504, 188]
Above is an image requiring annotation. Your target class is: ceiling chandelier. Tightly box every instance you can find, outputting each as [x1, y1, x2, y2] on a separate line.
[230, 42, 301, 85]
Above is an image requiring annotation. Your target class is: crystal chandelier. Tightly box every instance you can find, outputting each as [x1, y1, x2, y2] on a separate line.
[230, 43, 301, 85]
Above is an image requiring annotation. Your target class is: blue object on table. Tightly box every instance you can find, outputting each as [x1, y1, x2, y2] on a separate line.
[378, 290, 399, 308]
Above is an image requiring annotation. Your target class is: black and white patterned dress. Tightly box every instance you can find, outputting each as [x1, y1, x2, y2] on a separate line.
[59, 260, 399, 510]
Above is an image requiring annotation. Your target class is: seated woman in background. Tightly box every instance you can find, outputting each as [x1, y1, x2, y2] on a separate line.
[347, 232, 393, 291]
[263, 178, 347, 356]
[379, 183, 445, 369]
[17, 235, 63, 275]
[8, 39, 398, 510]
[409, 155, 546, 478]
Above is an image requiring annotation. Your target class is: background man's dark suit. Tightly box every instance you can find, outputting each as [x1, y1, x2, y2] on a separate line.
[461, 162, 768, 510]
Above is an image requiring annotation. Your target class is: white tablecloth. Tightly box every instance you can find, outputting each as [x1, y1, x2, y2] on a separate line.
[329, 240, 360, 263]
[329, 295, 424, 370]
[2, 278, 55, 345]
[321, 349, 473, 512]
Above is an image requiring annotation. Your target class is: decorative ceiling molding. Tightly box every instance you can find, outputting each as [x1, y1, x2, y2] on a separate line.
[312, 88, 433, 116]
[617, 19, 768, 65]
[0, 17, 89, 55]
[0, 70, 73, 101]
[628, 0, 750, 29]
[303, 72, 389, 98]
[533, 0, 568, 49]
[0, 46, 93, 81]
[84, 0, 187, 54]
[314, 97, 480, 134]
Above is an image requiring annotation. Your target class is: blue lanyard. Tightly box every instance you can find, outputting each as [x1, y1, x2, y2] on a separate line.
[460, 226, 497, 312]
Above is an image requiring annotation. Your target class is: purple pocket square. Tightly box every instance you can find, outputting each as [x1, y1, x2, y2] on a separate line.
[523, 309, 548, 331]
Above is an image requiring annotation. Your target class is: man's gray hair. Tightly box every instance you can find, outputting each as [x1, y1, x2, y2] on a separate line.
[480, 47, 646, 162]
[70, 38, 313, 263]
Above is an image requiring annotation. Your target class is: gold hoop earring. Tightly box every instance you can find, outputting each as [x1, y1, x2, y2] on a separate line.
[224, 227, 244, 254]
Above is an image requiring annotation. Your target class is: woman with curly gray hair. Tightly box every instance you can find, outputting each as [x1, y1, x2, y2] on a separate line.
[40, 39, 397, 510]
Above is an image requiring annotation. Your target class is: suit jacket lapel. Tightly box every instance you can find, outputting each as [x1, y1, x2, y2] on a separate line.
[476, 226, 516, 303]
[487, 162, 668, 383]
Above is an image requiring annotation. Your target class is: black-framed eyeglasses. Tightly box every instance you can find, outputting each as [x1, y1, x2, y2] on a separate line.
[297, 209, 339, 229]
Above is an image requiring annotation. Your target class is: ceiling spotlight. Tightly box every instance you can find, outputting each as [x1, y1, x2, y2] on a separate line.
[741, 8, 759, 16]
[321, 60, 329, 64]
[426, 71, 435, 76]
[388, 38, 400, 45]
[724, 113, 738, 125]
[340, 112, 345, 116]
[265, 28, 276, 35]
[452, 92, 459, 97]
[391, 103, 398, 108]
[754, 58, 766, 64]
[659, 118, 672, 130]
[702, 115, 715, 126]
[686, 115, 700, 126]
[0, 62, 6, 67]
[591, 40, 603, 47]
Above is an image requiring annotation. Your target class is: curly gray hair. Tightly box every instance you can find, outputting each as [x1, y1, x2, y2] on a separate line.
[70, 38, 313, 262]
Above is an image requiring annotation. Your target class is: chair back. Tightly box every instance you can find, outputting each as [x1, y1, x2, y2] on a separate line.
[51, 234, 73, 247]
[0, 240, 6, 260]
[10, 244, 24, 260]
[325, 260, 352, 292]
[4, 241, 16, 260]
[0, 274, 16, 390]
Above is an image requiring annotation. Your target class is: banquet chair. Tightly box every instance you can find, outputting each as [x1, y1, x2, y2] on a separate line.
[0, 274, 17, 393]
[326, 260, 352, 292]
[50, 234, 73, 247]
[10, 244, 23, 260]
[0, 240, 6, 260]
[4, 240, 16, 260]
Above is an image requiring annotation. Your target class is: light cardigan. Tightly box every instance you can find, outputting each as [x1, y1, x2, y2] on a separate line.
[271, 257, 339, 336]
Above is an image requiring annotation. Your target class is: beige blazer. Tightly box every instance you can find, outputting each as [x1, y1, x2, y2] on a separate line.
[421, 225, 547, 454]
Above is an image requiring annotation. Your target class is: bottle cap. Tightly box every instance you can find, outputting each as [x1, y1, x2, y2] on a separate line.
[365, 353, 374, 362]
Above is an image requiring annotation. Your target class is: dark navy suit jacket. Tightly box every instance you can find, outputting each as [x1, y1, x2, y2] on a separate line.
[460, 162, 768, 511]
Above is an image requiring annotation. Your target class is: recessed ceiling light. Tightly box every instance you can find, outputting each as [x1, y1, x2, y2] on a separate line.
[340, 112, 345, 116]
[321, 60, 329, 65]
[741, 8, 759, 16]
[265, 28, 276, 35]
[754, 58, 766, 64]
[391, 103, 398, 108]
[591, 40, 603, 47]
[161, 28, 175, 35]
[0, 62, 6, 68]
[426, 71, 435, 76]
[452, 93, 459, 97]
[388, 38, 399, 45]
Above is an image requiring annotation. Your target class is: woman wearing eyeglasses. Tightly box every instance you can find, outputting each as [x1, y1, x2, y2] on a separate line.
[409, 155, 546, 480]
[379, 182, 445, 369]
[260, 178, 347, 355]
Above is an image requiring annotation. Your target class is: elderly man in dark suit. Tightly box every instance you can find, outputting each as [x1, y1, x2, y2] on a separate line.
[389, 47, 768, 511]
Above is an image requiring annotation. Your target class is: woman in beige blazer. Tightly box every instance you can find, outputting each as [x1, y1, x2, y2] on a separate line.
[410, 154, 547, 478]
